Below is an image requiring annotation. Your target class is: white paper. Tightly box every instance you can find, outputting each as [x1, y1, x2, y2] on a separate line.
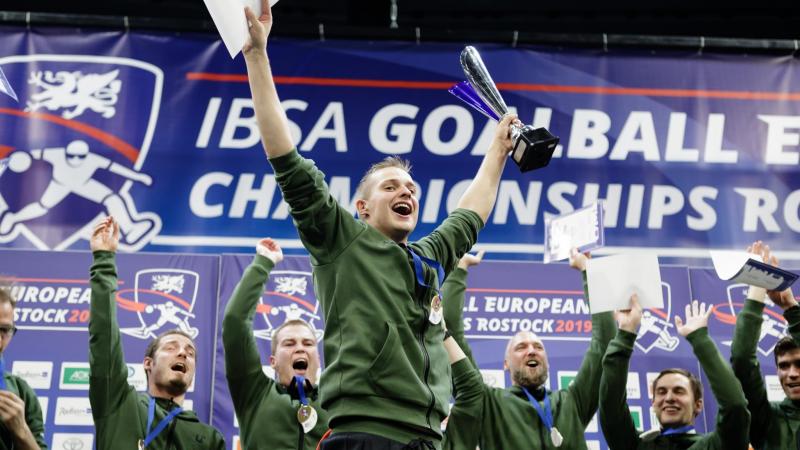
[586, 254, 664, 313]
[203, 0, 279, 59]
[710, 250, 760, 280]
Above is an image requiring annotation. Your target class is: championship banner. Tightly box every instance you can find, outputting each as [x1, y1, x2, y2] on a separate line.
[0, 26, 799, 260]
[0, 249, 219, 449]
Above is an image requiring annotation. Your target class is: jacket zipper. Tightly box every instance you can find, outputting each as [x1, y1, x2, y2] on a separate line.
[420, 301, 435, 431]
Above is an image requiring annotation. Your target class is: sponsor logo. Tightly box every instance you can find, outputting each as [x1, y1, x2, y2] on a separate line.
[54, 397, 93, 426]
[627, 372, 641, 399]
[59, 363, 90, 390]
[254, 268, 323, 342]
[11, 360, 53, 389]
[51, 433, 93, 450]
[557, 370, 577, 390]
[712, 283, 788, 356]
[38, 397, 49, 424]
[479, 369, 506, 389]
[0, 55, 163, 251]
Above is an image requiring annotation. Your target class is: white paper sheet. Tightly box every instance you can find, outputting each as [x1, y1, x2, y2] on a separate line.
[586, 253, 664, 313]
[710, 250, 797, 290]
[0, 66, 17, 102]
[543, 201, 604, 263]
[203, 0, 279, 58]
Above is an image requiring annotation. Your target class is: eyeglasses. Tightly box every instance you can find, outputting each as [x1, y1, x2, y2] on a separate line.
[0, 326, 17, 338]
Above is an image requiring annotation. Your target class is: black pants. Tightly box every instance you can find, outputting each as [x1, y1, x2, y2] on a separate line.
[320, 432, 436, 450]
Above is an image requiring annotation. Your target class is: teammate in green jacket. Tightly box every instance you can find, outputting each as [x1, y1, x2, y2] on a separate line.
[0, 286, 46, 450]
[600, 295, 750, 450]
[89, 216, 225, 450]
[730, 240, 800, 450]
[242, 0, 516, 447]
[223, 237, 329, 449]
[441, 249, 615, 449]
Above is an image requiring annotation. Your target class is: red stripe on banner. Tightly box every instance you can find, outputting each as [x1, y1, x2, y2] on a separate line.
[466, 288, 583, 295]
[116, 288, 193, 311]
[0, 108, 140, 163]
[263, 291, 316, 312]
[6, 276, 124, 285]
[0, 145, 13, 158]
[713, 301, 788, 325]
[185, 73, 800, 100]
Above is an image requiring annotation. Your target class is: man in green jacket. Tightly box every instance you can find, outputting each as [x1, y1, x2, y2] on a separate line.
[223, 237, 329, 449]
[0, 286, 46, 450]
[242, 1, 517, 448]
[730, 240, 800, 450]
[89, 216, 225, 450]
[441, 249, 615, 449]
[600, 295, 750, 449]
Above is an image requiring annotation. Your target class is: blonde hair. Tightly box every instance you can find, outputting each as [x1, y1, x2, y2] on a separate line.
[355, 157, 412, 198]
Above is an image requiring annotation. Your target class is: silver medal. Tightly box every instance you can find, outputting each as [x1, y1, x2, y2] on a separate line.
[550, 427, 563, 447]
[429, 295, 442, 325]
[138, 439, 146, 450]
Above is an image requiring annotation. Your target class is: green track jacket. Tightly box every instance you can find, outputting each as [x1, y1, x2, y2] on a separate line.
[730, 299, 800, 450]
[441, 268, 615, 449]
[270, 150, 483, 447]
[222, 254, 329, 449]
[89, 251, 225, 450]
[600, 328, 750, 450]
[0, 373, 47, 449]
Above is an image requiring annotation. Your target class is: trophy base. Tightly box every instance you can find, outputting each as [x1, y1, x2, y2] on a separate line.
[511, 126, 559, 172]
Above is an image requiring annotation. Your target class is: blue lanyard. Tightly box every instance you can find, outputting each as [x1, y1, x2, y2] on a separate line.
[0, 357, 6, 390]
[143, 397, 184, 447]
[294, 375, 309, 406]
[405, 246, 445, 294]
[522, 387, 554, 431]
[661, 425, 694, 436]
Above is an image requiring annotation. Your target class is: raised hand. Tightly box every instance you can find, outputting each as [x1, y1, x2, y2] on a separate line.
[90, 216, 119, 253]
[615, 293, 643, 334]
[568, 247, 591, 272]
[675, 300, 712, 337]
[256, 237, 283, 264]
[762, 251, 799, 310]
[243, 0, 273, 56]
[745, 241, 768, 302]
[457, 250, 485, 270]
[489, 114, 517, 156]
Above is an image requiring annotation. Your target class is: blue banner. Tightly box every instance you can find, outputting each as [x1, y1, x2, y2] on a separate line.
[0, 26, 799, 262]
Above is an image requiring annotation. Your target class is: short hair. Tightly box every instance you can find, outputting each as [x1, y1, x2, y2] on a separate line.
[0, 279, 16, 307]
[144, 329, 196, 360]
[271, 319, 317, 354]
[651, 368, 703, 403]
[355, 156, 412, 198]
[774, 336, 800, 364]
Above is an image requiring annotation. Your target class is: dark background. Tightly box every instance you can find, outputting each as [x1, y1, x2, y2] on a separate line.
[5, 0, 800, 49]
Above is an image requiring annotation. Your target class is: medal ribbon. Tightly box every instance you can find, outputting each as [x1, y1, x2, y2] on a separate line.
[406, 247, 445, 293]
[661, 425, 695, 436]
[143, 397, 184, 447]
[0, 357, 6, 390]
[294, 375, 309, 406]
[522, 387, 555, 435]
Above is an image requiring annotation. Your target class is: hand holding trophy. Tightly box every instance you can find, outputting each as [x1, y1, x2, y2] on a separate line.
[450, 46, 559, 172]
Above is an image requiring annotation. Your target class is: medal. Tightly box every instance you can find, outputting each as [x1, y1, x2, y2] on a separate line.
[550, 427, 563, 447]
[297, 404, 318, 433]
[429, 295, 442, 325]
[138, 439, 146, 450]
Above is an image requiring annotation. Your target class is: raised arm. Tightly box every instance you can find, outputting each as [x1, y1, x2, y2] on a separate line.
[441, 335, 484, 450]
[599, 294, 643, 450]
[730, 241, 788, 447]
[243, 0, 294, 159]
[456, 115, 515, 223]
[441, 252, 484, 368]
[566, 249, 616, 425]
[677, 301, 750, 450]
[222, 238, 282, 416]
[88, 217, 130, 419]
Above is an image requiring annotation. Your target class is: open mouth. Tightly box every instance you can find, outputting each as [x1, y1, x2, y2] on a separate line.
[525, 360, 539, 368]
[392, 202, 412, 216]
[787, 382, 800, 389]
[171, 362, 187, 373]
[293, 359, 309, 371]
[662, 406, 680, 413]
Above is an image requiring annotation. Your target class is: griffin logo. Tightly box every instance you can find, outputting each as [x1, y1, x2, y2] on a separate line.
[25, 69, 122, 120]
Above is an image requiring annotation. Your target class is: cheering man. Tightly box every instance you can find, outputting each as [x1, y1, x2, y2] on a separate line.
[89, 216, 225, 449]
[222, 238, 329, 448]
[242, 0, 517, 447]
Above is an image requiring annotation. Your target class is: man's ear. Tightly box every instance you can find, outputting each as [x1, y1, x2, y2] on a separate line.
[356, 199, 369, 219]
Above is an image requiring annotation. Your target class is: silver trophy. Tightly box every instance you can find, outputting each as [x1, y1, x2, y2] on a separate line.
[456, 46, 558, 172]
